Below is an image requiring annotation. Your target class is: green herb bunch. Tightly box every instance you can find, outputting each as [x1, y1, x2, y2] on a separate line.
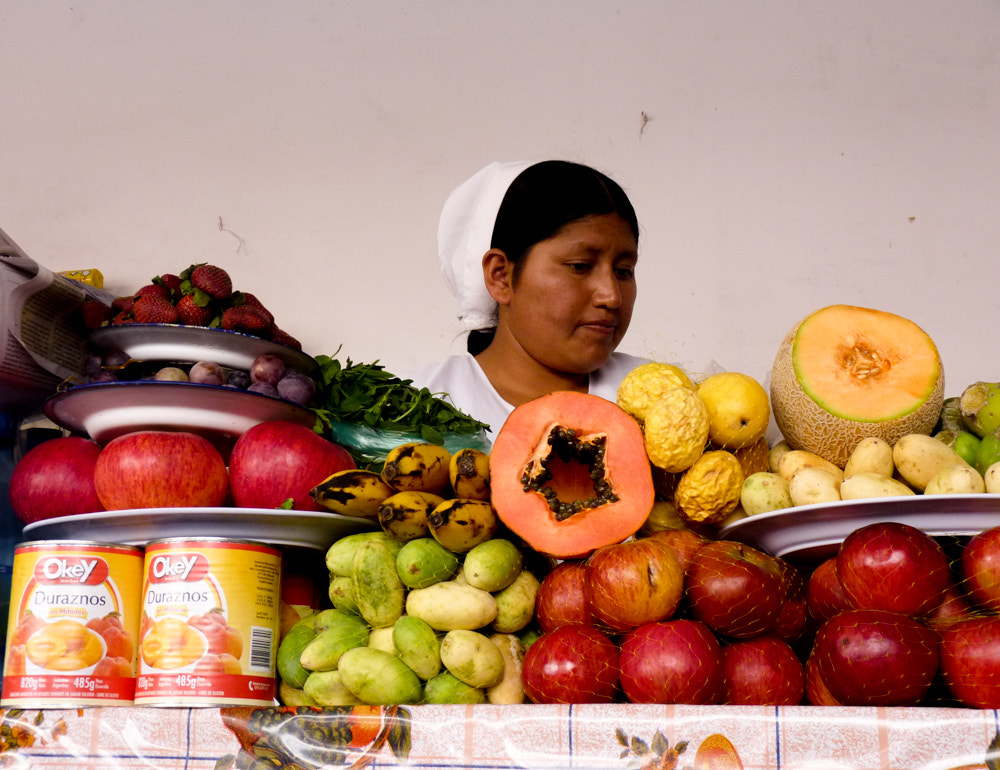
[312, 355, 489, 446]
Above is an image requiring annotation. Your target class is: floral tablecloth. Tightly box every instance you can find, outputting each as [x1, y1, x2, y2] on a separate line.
[0, 703, 997, 769]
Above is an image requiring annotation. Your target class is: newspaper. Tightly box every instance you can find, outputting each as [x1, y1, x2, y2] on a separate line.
[0, 227, 114, 414]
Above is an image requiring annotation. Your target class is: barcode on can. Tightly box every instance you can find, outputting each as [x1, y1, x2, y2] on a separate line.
[249, 626, 273, 672]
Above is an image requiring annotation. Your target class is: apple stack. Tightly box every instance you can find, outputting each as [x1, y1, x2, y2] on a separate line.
[805, 520, 1000, 709]
[526, 530, 810, 705]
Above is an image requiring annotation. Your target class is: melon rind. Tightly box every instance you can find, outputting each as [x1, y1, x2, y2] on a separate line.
[770, 305, 945, 468]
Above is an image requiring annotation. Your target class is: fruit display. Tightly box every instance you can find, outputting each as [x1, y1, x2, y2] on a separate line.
[10, 296, 1000, 717]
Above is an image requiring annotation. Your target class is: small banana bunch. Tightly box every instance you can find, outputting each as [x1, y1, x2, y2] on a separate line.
[310, 442, 495, 551]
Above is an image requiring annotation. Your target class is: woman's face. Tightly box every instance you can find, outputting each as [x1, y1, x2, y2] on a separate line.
[500, 213, 638, 375]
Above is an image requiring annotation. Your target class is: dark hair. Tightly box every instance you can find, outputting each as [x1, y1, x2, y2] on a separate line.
[467, 160, 639, 355]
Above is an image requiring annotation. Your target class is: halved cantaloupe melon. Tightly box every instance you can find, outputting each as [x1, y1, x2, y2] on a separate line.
[489, 391, 654, 559]
[770, 305, 944, 467]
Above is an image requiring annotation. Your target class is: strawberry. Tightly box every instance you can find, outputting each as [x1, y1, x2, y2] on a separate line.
[135, 283, 170, 300]
[234, 292, 275, 326]
[80, 300, 112, 330]
[176, 294, 213, 326]
[269, 327, 302, 350]
[111, 296, 135, 315]
[133, 295, 180, 324]
[221, 306, 270, 335]
[190, 264, 232, 300]
[154, 273, 182, 297]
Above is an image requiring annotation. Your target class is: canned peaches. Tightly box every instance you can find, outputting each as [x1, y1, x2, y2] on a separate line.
[135, 538, 281, 707]
[2, 541, 143, 707]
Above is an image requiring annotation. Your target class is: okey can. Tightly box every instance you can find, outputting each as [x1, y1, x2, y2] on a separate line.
[134, 538, 281, 707]
[2, 540, 143, 707]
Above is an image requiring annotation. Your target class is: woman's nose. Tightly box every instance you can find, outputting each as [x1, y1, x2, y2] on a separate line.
[592, 268, 623, 307]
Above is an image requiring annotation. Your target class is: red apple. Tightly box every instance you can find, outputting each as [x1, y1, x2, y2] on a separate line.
[521, 625, 619, 704]
[810, 608, 939, 707]
[9, 436, 104, 523]
[228, 420, 355, 511]
[772, 560, 810, 644]
[535, 560, 592, 634]
[924, 583, 976, 632]
[646, 527, 707, 573]
[94, 431, 229, 510]
[721, 635, 805, 706]
[836, 521, 950, 617]
[584, 536, 684, 633]
[960, 526, 1000, 613]
[804, 653, 842, 706]
[686, 540, 785, 639]
[938, 616, 1000, 708]
[619, 619, 724, 704]
[806, 557, 854, 624]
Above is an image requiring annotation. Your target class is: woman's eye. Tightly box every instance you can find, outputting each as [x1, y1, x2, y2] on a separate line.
[615, 266, 635, 280]
[568, 262, 591, 273]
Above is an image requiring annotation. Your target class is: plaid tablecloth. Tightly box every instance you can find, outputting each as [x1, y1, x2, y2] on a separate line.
[0, 703, 997, 769]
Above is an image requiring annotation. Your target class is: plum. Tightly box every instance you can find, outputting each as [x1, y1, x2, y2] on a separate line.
[189, 361, 226, 386]
[250, 353, 287, 386]
[276, 372, 317, 405]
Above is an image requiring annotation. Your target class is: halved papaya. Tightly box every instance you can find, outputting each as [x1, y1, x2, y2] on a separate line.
[489, 391, 654, 559]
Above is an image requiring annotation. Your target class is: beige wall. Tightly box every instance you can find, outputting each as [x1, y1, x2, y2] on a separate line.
[2, 2, 997, 394]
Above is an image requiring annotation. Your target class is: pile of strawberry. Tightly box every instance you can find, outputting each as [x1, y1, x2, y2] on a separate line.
[81, 263, 301, 349]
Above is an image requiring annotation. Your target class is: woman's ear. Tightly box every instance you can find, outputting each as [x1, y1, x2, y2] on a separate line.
[482, 249, 515, 305]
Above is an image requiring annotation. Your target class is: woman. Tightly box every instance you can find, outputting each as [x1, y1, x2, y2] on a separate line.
[407, 159, 648, 438]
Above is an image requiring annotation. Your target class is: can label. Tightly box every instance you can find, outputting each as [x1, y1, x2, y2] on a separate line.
[1, 541, 143, 707]
[134, 539, 280, 707]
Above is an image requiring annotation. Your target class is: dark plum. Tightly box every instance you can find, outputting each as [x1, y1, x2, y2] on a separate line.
[226, 370, 252, 389]
[276, 372, 317, 405]
[248, 381, 278, 397]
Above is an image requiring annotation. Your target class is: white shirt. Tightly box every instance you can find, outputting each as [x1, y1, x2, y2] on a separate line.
[403, 351, 649, 442]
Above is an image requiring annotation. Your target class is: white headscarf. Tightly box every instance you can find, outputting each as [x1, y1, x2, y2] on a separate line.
[438, 160, 537, 331]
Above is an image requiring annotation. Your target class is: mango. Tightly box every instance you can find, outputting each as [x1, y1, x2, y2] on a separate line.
[303, 669, 364, 706]
[491, 570, 540, 633]
[337, 647, 423, 705]
[395, 537, 460, 589]
[406, 580, 497, 631]
[462, 538, 523, 592]
[487, 633, 526, 705]
[278, 679, 318, 707]
[367, 625, 396, 654]
[423, 671, 487, 704]
[328, 575, 359, 615]
[924, 464, 985, 495]
[352, 540, 405, 628]
[893, 433, 971, 491]
[440, 629, 505, 688]
[740, 471, 793, 515]
[844, 437, 895, 478]
[276, 622, 317, 688]
[392, 615, 442, 681]
[326, 531, 404, 577]
[298, 611, 370, 672]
